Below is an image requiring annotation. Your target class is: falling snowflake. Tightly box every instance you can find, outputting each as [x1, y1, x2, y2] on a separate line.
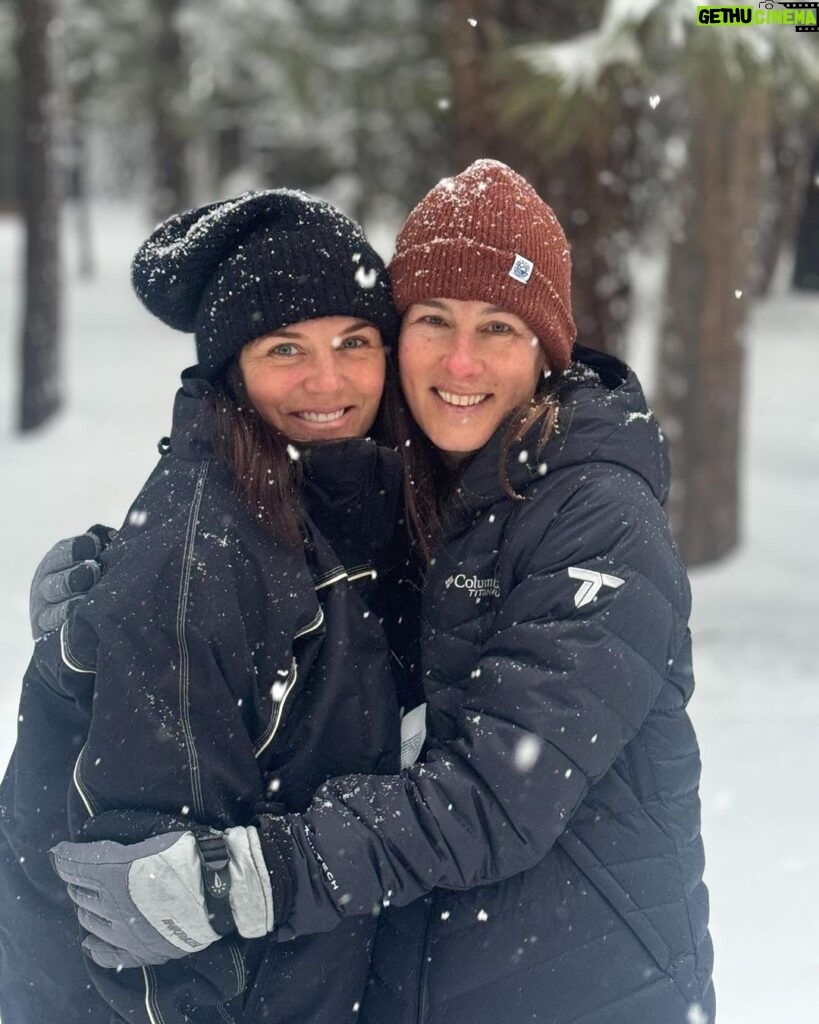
[477, 908, 489, 921]
[467, 17, 478, 27]
[648, 95, 661, 109]
[355, 265, 377, 289]
[515, 735, 542, 771]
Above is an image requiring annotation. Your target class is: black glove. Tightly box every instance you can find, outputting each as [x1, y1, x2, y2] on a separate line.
[29, 525, 116, 639]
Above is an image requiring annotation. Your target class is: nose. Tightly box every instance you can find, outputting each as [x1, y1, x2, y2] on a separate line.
[442, 329, 482, 378]
[304, 349, 344, 394]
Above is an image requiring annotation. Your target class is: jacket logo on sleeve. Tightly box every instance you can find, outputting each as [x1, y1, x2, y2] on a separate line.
[568, 567, 624, 608]
[444, 574, 501, 599]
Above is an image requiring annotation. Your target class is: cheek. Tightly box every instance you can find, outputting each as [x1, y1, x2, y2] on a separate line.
[508, 349, 542, 402]
[243, 371, 288, 419]
[398, 339, 426, 397]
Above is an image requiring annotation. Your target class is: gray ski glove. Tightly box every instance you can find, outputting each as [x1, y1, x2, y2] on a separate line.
[50, 827, 274, 969]
[29, 526, 114, 639]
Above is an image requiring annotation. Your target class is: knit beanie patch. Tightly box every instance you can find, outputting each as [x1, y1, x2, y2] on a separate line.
[131, 189, 399, 378]
[388, 160, 575, 372]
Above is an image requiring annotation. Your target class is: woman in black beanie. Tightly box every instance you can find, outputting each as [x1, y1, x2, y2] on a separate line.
[0, 189, 416, 1024]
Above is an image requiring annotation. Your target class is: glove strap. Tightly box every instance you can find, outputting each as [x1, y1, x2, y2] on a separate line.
[193, 828, 236, 936]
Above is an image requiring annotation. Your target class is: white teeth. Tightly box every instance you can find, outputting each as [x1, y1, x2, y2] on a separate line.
[435, 389, 488, 408]
[297, 409, 346, 423]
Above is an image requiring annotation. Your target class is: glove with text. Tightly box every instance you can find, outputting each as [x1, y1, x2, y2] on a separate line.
[50, 827, 274, 969]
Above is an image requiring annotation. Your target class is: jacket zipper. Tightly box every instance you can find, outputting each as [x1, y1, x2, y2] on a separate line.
[254, 658, 298, 759]
[72, 744, 97, 817]
[416, 895, 436, 1024]
[253, 607, 325, 759]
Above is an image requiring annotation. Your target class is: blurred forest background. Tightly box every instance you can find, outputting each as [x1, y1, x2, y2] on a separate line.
[2, 0, 818, 568]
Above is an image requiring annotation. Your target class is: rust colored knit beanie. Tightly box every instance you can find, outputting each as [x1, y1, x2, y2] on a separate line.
[388, 159, 575, 371]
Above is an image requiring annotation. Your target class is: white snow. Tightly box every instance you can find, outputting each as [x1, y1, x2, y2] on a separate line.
[1, 206, 818, 1022]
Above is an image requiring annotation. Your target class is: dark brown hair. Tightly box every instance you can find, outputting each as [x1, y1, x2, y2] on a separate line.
[401, 373, 562, 563]
[206, 340, 407, 546]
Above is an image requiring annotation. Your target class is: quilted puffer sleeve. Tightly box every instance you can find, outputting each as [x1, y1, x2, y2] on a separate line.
[262, 466, 691, 940]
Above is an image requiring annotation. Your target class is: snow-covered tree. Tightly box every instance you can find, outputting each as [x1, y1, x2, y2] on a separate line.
[508, 0, 819, 565]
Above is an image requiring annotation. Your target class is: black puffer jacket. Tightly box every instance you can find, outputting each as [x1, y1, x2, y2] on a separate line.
[262, 347, 715, 1024]
[0, 372, 406, 1024]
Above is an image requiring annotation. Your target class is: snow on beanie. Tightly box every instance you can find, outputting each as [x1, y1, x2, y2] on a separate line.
[388, 159, 575, 372]
[131, 189, 399, 379]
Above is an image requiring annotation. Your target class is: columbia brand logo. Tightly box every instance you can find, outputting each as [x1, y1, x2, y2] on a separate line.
[568, 567, 625, 608]
[509, 253, 534, 284]
[445, 573, 501, 599]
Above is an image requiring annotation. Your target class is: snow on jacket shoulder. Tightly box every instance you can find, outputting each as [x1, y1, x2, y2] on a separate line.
[0, 372, 405, 1024]
[262, 347, 714, 1024]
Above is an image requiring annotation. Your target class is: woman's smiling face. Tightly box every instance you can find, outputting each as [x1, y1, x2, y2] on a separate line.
[238, 316, 386, 442]
[398, 299, 545, 461]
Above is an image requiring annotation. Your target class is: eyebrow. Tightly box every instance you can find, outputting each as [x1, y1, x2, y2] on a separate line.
[255, 320, 376, 343]
[414, 300, 515, 317]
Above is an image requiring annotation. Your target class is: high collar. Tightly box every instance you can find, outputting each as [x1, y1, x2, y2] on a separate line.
[165, 369, 219, 461]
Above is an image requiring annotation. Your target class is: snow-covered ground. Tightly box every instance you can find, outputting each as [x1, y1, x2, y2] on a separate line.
[1, 206, 817, 1022]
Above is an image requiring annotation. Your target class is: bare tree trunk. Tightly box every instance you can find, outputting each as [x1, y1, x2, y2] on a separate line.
[542, 101, 636, 359]
[792, 136, 819, 292]
[149, 0, 190, 221]
[758, 123, 811, 296]
[17, 0, 62, 432]
[447, 0, 502, 165]
[656, 82, 769, 567]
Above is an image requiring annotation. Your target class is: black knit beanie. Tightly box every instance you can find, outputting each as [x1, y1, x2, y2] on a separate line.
[131, 189, 399, 378]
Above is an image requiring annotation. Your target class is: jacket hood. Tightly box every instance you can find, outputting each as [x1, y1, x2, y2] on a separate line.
[457, 345, 670, 512]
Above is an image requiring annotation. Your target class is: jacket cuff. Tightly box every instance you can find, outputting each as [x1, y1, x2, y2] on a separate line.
[254, 812, 295, 928]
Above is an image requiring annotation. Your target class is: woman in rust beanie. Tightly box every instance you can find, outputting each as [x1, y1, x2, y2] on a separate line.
[389, 158, 576, 374]
[47, 162, 713, 1024]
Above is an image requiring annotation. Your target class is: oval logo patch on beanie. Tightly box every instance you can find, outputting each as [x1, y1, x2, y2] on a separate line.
[509, 253, 534, 284]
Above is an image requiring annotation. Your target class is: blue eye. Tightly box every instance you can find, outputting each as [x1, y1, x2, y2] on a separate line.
[485, 321, 512, 334]
[269, 343, 299, 357]
[340, 336, 366, 349]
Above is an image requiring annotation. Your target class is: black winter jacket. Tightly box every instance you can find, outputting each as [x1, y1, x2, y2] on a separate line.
[261, 347, 715, 1024]
[0, 372, 407, 1024]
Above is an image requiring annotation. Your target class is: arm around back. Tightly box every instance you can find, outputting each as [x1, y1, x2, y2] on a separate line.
[265, 464, 691, 941]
